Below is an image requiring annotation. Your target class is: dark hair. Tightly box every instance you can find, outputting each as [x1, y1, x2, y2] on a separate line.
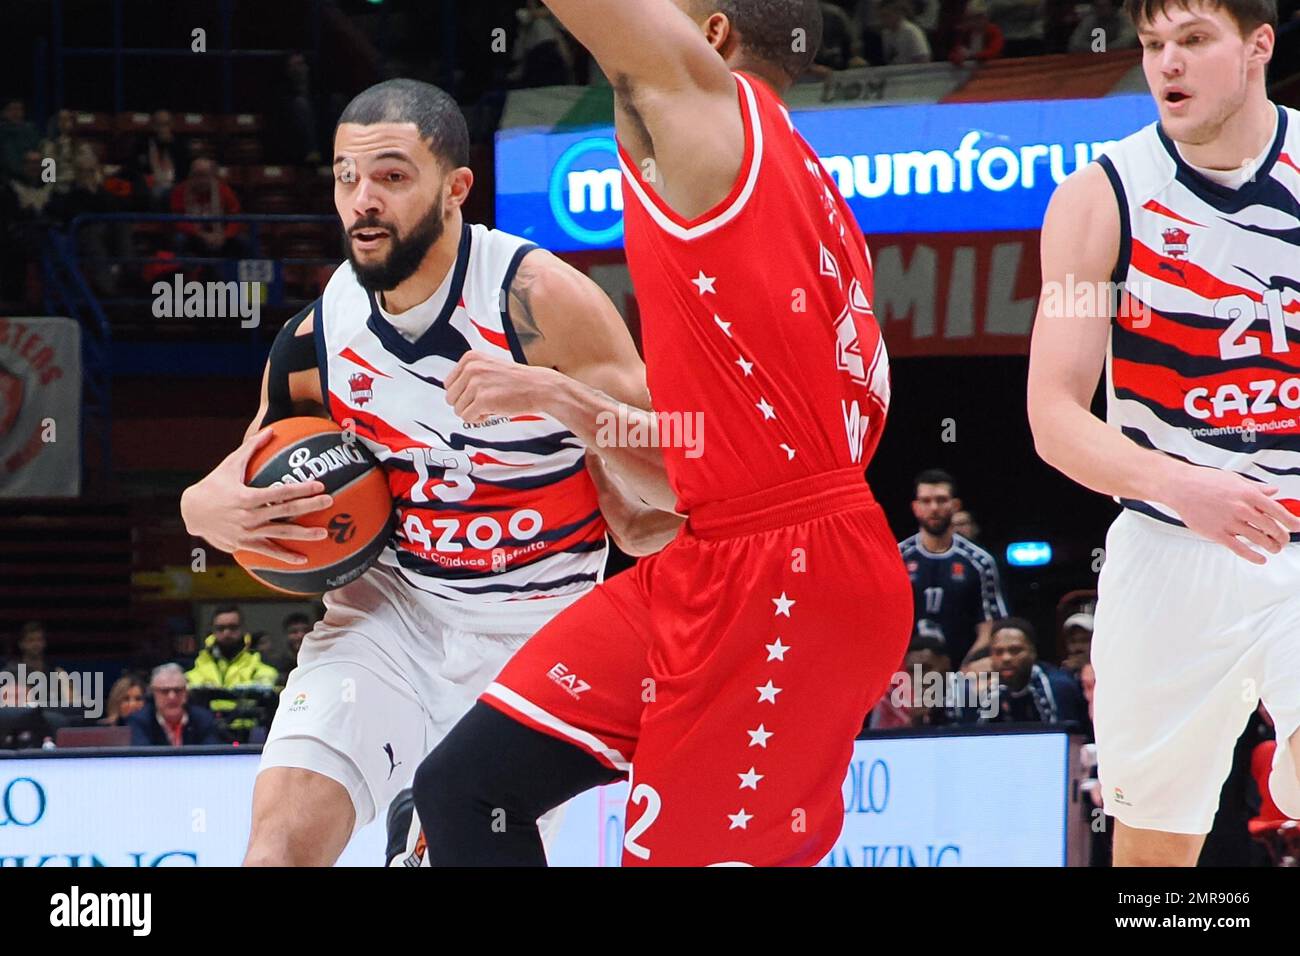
[19, 621, 43, 638]
[989, 617, 1038, 649]
[1123, 0, 1277, 33]
[908, 635, 948, 656]
[336, 79, 470, 169]
[282, 612, 310, 630]
[212, 604, 241, 622]
[694, 0, 824, 80]
[913, 468, 957, 498]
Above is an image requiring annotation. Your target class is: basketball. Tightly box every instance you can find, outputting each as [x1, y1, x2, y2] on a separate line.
[233, 417, 394, 595]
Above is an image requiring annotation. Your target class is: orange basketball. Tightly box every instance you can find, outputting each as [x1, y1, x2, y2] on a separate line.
[233, 417, 394, 595]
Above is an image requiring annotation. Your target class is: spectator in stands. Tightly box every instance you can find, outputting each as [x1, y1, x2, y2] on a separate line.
[880, 0, 934, 63]
[42, 109, 83, 195]
[130, 110, 191, 209]
[912, 0, 942, 32]
[849, 0, 887, 64]
[901, 631, 956, 726]
[100, 674, 147, 726]
[899, 469, 1008, 667]
[128, 663, 225, 746]
[867, 627, 950, 729]
[951, 508, 980, 541]
[0, 99, 41, 180]
[511, 0, 577, 87]
[281, 611, 312, 671]
[986, 0, 1046, 57]
[1, 116, 54, 306]
[1067, 0, 1138, 52]
[0, 666, 27, 707]
[186, 605, 279, 689]
[1060, 610, 1093, 674]
[817, 2, 859, 71]
[52, 144, 132, 295]
[269, 52, 325, 165]
[169, 626, 199, 672]
[6, 149, 55, 219]
[170, 157, 248, 259]
[4, 621, 67, 680]
[947, 0, 1005, 64]
[984, 617, 1085, 725]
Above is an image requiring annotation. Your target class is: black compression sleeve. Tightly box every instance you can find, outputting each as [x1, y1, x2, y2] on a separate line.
[262, 300, 319, 427]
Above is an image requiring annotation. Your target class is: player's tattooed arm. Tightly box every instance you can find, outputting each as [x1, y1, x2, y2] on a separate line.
[506, 256, 545, 353]
[451, 250, 678, 513]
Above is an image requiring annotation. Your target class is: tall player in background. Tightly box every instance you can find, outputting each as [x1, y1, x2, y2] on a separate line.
[413, 0, 912, 866]
[181, 79, 681, 866]
[1028, 0, 1300, 865]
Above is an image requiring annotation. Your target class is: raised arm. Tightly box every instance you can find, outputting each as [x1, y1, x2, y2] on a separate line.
[541, 0, 745, 221]
[1026, 165, 1300, 563]
[541, 1, 734, 93]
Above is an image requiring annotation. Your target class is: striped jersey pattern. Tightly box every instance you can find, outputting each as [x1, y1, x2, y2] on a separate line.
[316, 222, 608, 630]
[1098, 105, 1300, 536]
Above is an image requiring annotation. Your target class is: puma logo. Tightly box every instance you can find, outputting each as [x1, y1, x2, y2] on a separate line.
[383, 742, 403, 780]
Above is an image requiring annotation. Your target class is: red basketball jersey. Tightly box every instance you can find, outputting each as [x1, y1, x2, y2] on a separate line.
[618, 71, 891, 513]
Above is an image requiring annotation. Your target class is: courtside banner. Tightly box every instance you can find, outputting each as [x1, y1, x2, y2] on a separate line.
[496, 94, 1157, 253]
[1, 731, 1078, 866]
[564, 229, 1043, 357]
[0, 317, 81, 497]
[550, 731, 1077, 866]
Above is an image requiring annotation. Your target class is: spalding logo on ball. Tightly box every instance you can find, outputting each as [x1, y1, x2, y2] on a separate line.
[233, 417, 395, 595]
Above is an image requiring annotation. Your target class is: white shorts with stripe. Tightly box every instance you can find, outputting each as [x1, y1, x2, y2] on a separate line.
[1093, 509, 1300, 834]
[259, 565, 539, 835]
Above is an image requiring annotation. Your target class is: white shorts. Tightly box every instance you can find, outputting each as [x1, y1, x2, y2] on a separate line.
[1093, 509, 1300, 834]
[260, 567, 534, 833]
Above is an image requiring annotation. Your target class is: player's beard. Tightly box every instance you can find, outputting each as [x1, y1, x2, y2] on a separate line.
[344, 194, 445, 293]
[923, 513, 952, 536]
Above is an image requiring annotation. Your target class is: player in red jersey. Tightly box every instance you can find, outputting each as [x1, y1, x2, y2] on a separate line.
[411, 0, 913, 866]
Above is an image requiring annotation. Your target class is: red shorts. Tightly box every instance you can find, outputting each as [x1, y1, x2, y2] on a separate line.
[483, 467, 912, 866]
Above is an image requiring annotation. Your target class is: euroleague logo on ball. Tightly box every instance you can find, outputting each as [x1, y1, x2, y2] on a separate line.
[328, 514, 356, 543]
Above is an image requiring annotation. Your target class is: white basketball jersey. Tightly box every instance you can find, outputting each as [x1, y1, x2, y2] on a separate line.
[317, 222, 609, 631]
[1097, 105, 1300, 537]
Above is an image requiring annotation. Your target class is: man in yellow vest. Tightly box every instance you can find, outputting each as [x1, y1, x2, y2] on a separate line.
[187, 606, 280, 739]
[186, 606, 279, 688]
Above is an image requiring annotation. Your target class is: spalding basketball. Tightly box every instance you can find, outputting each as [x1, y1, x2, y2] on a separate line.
[233, 417, 394, 595]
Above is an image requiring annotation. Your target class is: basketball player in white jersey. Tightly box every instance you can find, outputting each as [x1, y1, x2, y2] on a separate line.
[1028, 0, 1300, 865]
[181, 79, 681, 865]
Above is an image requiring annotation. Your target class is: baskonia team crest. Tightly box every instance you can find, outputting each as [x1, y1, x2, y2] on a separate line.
[1161, 227, 1190, 260]
[349, 372, 375, 406]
